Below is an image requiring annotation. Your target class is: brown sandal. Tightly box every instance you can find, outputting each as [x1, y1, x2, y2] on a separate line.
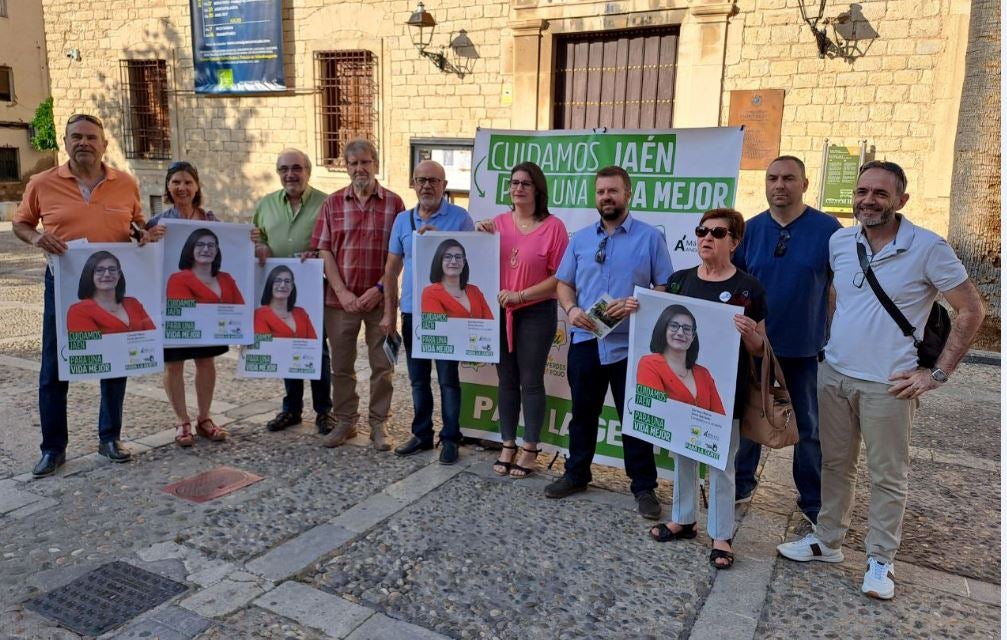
[196, 418, 227, 441]
[175, 422, 194, 447]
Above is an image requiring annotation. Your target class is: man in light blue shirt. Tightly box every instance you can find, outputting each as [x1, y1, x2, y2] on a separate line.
[381, 160, 474, 465]
[546, 165, 675, 520]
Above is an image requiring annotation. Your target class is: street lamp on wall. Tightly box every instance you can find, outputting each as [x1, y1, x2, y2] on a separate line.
[797, 1, 879, 61]
[406, 2, 480, 78]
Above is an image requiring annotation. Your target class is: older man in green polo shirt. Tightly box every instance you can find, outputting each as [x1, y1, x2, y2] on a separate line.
[253, 148, 334, 435]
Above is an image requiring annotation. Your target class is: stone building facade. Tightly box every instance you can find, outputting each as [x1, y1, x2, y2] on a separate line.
[0, 2, 57, 205]
[38, 0, 969, 234]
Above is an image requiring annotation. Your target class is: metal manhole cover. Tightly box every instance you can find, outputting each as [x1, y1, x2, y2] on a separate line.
[162, 466, 263, 503]
[24, 561, 188, 636]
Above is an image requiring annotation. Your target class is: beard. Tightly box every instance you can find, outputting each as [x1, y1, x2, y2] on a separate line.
[598, 203, 625, 221]
[856, 203, 897, 227]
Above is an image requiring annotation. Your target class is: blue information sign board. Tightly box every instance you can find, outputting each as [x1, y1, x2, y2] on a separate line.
[190, 0, 286, 94]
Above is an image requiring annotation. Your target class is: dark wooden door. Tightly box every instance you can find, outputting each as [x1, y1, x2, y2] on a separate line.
[553, 27, 679, 130]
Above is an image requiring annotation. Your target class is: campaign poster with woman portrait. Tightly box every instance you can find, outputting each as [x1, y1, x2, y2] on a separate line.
[412, 231, 500, 363]
[160, 219, 254, 347]
[54, 242, 164, 381]
[623, 287, 742, 470]
[238, 258, 324, 379]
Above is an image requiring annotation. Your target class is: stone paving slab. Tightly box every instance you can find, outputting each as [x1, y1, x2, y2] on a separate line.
[842, 460, 1000, 583]
[107, 605, 212, 640]
[345, 613, 453, 640]
[192, 606, 331, 639]
[311, 471, 713, 640]
[180, 571, 272, 619]
[253, 581, 373, 638]
[757, 558, 1000, 639]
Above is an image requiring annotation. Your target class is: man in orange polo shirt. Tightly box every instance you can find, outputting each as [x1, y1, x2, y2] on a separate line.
[12, 113, 162, 477]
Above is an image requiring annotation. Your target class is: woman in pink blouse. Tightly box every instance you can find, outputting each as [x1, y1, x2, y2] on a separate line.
[477, 162, 569, 478]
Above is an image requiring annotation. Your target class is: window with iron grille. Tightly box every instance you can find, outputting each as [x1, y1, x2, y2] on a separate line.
[0, 147, 19, 181]
[119, 60, 170, 160]
[0, 67, 12, 102]
[315, 50, 377, 168]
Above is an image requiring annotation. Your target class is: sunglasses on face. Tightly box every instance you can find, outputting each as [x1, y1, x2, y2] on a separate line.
[774, 229, 791, 257]
[695, 226, 733, 239]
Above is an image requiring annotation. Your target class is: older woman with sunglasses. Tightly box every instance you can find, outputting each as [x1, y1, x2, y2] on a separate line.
[642, 208, 767, 570]
[476, 162, 568, 478]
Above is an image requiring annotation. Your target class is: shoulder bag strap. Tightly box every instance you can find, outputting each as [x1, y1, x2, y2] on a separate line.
[856, 240, 918, 343]
[409, 207, 417, 232]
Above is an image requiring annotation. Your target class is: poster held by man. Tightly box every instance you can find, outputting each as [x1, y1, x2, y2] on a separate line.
[55, 242, 164, 381]
[239, 258, 324, 379]
[160, 218, 255, 347]
[412, 231, 501, 363]
[623, 287, 742, 470]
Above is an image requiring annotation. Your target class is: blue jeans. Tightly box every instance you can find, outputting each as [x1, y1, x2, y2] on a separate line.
[40, 269, 127, 455]
[281, 329, 332, 416]
[402, 312, 461, 444]
[735, 355, 821, 518]
[565, 339, 657, 495]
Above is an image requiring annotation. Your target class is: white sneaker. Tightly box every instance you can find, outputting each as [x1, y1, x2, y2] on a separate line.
[776, 533, 844, 563]
[861, 557, 895, 600]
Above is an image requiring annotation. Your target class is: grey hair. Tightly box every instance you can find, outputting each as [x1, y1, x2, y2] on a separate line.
[277, 148, 312, 173]
[342, 138, 378, 164]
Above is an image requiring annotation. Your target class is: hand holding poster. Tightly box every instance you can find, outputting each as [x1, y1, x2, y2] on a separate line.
[238, 258, 324, 379]
[55, 243, 165, 381]
[161, 219, 254, 347]
[412, 231, 500, 363]
[623, 287, 742, 470]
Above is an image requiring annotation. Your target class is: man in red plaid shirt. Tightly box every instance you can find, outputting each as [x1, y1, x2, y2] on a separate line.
[312, 139, 405, 450]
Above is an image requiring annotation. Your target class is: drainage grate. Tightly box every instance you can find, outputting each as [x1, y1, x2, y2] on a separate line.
[24, 561, 188, 636]
[161, 466, 263, 503]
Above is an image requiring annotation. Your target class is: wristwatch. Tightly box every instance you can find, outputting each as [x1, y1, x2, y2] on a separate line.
[930, 367, 949, 383]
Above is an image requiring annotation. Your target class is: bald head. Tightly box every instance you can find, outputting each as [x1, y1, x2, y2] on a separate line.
[412, 160, 448, 215]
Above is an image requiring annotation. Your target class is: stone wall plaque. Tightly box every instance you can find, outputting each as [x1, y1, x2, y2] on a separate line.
[728, 89, 785, 170]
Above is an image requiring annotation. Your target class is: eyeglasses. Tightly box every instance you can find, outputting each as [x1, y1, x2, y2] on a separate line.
[510, 180, 534, 189]
[695, 226, 733, 239]
[774, 229, 791, 257]
[442, 252, 465, 263]
[595, 236, 609, 264]
[277, 165, 305, 174]
[859, 160, 907, 192]
[273, 277, 293, 286]
[853, 271, 866, 288]
[414, 177, 444, 186]
[94, 266, 119, 276]
[67, 113, 105, 129]
[667, 321, 695, 336]
[194, 241, 218, 250]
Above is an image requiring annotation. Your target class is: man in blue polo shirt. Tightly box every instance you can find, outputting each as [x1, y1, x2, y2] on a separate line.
[381, 160, 474, 465]
[732, 155, 842, 525]
[545, 165, 675, 520]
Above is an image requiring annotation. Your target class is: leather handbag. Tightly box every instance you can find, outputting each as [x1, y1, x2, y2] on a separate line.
[740, 336, 799, 449]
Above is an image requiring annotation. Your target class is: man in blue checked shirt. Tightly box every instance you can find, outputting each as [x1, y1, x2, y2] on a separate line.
[381, 160, 474, 466]
[545, 165, 675, 520]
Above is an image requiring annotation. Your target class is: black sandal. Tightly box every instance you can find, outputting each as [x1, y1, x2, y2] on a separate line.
[510, 447, 541, 479]
[709, 539, 734, 570]
[649, 522, 697, 542]
[493, 444, 517, 476]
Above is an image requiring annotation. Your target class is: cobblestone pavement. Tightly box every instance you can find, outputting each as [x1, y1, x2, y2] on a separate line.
[0, 224, 999, 639]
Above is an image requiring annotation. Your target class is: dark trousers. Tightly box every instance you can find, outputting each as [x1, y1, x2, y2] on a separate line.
[40, 269, 126, 455]
[402, 312, 461, 444]
[281, 329, 332, 416]
[497, 299, 557, 444]
[735, 355, 822, 517]
[565, 339, 657, 495]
